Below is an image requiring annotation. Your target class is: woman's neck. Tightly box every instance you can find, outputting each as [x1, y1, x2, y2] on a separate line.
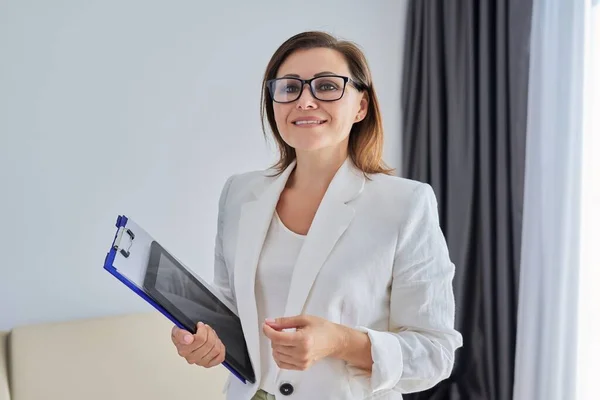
[288, 147, 348, 194]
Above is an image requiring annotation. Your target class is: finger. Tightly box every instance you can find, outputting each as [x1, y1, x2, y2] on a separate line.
[273, 348, 303, 365]
[274, 350, 311, 371]
[198, 339, 220, 365]
[190, 326, 217, 362]
[172, 326, 194, 345]
[263, 323, 298, 345]
[272, 343, 296, 356]
[179, 324, 211, 356]
[194, 322, 210, 345]
[265, 316, 308, 330]
[178, 325, 211, 359]
[204, 340, 226, 368]
[205, 342, 226, 368]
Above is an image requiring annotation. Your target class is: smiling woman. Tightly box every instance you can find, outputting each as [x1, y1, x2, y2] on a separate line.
[170, 31, 462, 400]
[265, 48, 368, 160]
[260, 32, 393, 177]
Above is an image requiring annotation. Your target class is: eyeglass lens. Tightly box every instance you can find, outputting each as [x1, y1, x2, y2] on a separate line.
[271, 76, 346, 102]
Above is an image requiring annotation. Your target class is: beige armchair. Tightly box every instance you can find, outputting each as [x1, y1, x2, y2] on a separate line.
[0, 313, 230, 400]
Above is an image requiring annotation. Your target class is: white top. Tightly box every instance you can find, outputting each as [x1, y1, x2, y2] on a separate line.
[254, 211, 305, 394]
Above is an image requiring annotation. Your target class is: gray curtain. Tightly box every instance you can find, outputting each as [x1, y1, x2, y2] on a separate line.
[401, 1, 532, 399]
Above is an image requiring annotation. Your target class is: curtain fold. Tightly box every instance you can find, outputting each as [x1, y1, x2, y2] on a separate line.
[512, 0, 586, 399]
[400, 1, 532, 399]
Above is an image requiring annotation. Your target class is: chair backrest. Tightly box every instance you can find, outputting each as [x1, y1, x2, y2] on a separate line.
[8, 313, 229, 400]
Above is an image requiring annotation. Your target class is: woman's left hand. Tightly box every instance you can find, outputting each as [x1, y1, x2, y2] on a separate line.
[262, 315, 347, 371]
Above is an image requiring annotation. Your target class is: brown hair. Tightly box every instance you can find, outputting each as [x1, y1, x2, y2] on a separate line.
[260, 31, 394, 176]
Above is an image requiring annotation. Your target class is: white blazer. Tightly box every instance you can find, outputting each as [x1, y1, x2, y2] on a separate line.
[212, 158, 463, 400]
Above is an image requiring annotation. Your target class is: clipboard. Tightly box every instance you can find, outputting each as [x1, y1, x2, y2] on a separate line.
[102, 214, 255, 384]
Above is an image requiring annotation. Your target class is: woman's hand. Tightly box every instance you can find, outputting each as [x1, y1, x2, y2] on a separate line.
[262, 315, 348, 371]
[171, 322, 226, 368]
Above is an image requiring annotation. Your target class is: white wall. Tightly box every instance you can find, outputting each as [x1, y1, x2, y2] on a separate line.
[0, 0, 408, 330]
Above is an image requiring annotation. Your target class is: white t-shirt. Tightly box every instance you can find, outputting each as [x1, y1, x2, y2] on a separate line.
[254, 211, 305, 394]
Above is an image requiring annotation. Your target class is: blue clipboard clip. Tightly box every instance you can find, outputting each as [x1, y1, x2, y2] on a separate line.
[103, 215, 248, 385]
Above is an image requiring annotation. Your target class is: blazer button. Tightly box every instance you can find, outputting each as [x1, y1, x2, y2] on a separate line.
[279, 382, 294, 396]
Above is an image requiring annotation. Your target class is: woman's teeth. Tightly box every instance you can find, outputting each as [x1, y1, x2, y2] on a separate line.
[294, 120, 324, 125]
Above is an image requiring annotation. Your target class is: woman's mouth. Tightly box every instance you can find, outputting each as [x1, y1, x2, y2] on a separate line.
[292, 120, 327, 126]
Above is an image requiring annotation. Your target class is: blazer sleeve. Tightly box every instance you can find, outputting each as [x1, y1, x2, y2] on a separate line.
[351, 183, 463, 394]
[211, 174, 237, 309]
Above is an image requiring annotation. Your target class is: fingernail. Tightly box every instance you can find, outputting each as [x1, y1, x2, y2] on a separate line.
[265, 318, 276, 324]
[183, 335, 192, 344]
[197, 321, 204, 327]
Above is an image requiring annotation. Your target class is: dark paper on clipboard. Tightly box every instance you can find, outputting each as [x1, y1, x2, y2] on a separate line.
[103, 215, 255, 384]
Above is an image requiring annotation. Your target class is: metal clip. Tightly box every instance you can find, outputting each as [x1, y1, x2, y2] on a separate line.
[113, 226, 135, 258]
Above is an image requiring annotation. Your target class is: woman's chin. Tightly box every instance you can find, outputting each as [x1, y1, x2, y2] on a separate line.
[282, 134, 330, 152]
[288, 141, 331, 152]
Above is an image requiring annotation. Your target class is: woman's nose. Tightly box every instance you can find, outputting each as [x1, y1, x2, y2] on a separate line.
[296, 84, 318, 109]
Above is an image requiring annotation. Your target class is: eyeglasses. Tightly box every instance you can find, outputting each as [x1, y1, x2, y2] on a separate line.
[266, 74, 359, 103]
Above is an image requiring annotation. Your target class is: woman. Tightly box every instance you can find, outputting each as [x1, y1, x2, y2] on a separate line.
[171, 31, 462, 400]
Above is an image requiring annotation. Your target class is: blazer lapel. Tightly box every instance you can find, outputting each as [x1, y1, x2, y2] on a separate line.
[233, 158, 365, 383]
[283, 158, 365, 318]
[233, 161, 296, 383]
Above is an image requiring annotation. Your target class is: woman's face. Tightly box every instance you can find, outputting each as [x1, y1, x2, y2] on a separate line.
[271, 48, 368, 154]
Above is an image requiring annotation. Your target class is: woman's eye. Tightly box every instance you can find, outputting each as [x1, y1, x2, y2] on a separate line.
[277, 83, 299, 94]
[317, 82, 339, 91]
[285, 85, 300, 93]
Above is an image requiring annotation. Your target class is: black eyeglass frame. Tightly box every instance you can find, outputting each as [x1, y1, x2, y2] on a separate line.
[266, 74, 362, 104]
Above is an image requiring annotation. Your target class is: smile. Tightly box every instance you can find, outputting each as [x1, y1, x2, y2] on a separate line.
[293, 120, 326, 125]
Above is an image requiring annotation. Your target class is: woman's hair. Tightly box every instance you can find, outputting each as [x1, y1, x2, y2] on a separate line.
[260, 31, 394, 176]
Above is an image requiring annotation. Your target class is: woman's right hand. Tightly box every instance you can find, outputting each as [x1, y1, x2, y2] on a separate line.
[171, 322, 226, 368]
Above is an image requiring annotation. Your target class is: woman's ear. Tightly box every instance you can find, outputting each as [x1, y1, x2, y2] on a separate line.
[355, 93, 369, 122]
